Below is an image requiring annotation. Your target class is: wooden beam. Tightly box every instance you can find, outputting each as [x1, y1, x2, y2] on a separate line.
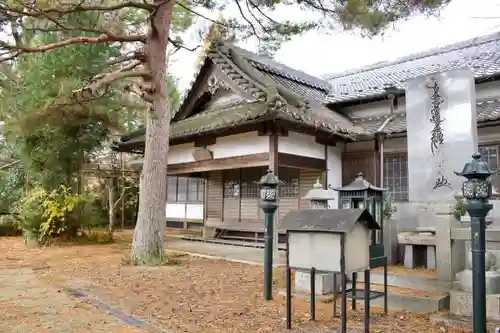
[269, 134, 279, 173]
[194, 136, 216, 147]
[168, 153, 269, 175]
[278, 152, 324, 170]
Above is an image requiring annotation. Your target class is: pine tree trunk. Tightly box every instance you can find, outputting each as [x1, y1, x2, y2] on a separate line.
[131, 0, 174, 264]
[108, 178, 115, 238]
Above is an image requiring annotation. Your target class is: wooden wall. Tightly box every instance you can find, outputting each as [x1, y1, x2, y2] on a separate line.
[206, 170, 222, 226]
[342, 151, 379, 185]
[205, 166, 323, 230]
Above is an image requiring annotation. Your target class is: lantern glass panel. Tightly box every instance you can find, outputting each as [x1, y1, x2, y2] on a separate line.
[358, 200, 365, 209]
[341, 198, 351, 209]
[475, 179, 490, 199]
[462, 180, 475, 199]
[260, 187, 277, 201]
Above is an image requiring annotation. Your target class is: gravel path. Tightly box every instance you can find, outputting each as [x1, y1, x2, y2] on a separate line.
[0, 267, 147, 333]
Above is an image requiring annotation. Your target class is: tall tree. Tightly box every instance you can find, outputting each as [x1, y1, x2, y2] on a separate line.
[0, 0, 451, 264]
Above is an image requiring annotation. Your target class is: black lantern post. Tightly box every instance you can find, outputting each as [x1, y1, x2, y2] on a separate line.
[455, 153, 495, 333]
[257, 170, 280, 301]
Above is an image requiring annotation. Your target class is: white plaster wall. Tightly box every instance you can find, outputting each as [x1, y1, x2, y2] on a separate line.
[343, 81, 500, 119]
[278, 132, 325, 159]
[165, 203, 203, 220]
[165, 203, 185, 219]
[326, 145, 343, 207]
[168, 143, 196, 164]
[208, 131, 268, 159]
[167, 131, 268, 165]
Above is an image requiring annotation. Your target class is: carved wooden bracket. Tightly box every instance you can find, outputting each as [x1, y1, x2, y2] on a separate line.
[192, 148, 213, 161]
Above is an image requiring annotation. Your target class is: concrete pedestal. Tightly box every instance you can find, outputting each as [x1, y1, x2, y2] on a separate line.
[294, 271, 340, 295]
[460, 215, 493, 228]
[202, 227, 216, 240]
[456, 269, 500, 294]
[450, 290, 500, 320]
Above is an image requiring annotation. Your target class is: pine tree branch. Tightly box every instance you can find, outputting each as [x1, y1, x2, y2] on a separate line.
[0, 1, 156, 16]
[76, 61, 149, 96]
[0, 34, 145, 62]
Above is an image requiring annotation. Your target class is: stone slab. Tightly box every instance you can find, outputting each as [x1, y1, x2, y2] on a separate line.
[406, 68, 477, 203]
[450, 290, 500, 320]
[278, 289, 449, 313]
[451, 227, 500, 241]
[404, 245, 415, 269]
[357, 271, 452, 293]
[426, 246, 436, 269]
[397, 232, 436, 246]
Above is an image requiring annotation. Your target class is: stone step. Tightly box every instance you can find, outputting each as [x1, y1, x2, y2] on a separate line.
[279, 283, 450, 313]
[356, 269, 451, 293]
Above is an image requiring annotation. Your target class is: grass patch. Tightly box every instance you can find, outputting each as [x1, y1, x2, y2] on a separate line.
[273, 266, 294, 289]
[121, 250, 185, 266]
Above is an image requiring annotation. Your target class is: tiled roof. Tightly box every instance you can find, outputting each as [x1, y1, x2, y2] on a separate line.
[325, 32, 500, 103]
[353, 98, 500, 135]
[222, 44, 331, 104]
[116, 100, 358, 150]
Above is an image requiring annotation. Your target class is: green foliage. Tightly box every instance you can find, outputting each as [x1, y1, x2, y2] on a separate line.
[1, 27, 123, 189]
[13, 185, 92, 244]
[0, 214, 22, 236]
[0, 166, 26, 214]
[453, 197, 467, 221]
[382, 195, 397, 220]
[332, 0, 451, 36]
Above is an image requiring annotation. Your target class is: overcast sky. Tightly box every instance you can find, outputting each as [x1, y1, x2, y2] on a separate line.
[170, 0, 500, 93]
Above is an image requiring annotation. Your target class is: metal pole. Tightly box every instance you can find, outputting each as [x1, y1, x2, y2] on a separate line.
[467, 200, 490, 333]
[263, 205, 276, 301]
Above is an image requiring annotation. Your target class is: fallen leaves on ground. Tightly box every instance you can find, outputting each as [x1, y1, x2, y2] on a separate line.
[0, 236, 479, 333]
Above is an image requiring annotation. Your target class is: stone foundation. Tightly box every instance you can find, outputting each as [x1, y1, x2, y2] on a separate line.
[294, 271, 340, 295]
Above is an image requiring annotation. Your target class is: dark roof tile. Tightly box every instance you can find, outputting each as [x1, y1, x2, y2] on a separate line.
[353, 98, 500, 135]
[325, 32, 500, 103]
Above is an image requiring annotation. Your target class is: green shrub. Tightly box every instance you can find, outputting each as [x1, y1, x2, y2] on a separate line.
[14, 185, 92, 244]
[0, 214, 22, 236]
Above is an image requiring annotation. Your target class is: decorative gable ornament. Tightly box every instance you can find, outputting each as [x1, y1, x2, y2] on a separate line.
[207, 75, 231, 95]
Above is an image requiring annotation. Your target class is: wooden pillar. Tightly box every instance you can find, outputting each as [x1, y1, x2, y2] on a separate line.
[269, 133, 279, 257]
[203, 173, 208, 227]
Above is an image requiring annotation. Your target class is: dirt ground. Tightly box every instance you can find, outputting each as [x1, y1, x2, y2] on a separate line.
[0, 234, 486, 333]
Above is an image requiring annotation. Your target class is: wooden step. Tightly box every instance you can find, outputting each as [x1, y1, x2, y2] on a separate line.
[181, 236, 287, 250]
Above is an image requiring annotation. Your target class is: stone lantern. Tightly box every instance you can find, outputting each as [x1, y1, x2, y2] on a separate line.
[302, 179, 336, 210]
[294, 179, 338, 296]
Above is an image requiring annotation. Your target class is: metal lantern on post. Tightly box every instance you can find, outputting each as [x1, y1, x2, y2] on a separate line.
[257, 169, 281, 301]
[454, 153, 495, 333]
[333, 172, 388, 314]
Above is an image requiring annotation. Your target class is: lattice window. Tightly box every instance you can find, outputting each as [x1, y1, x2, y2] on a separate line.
[177, 177, 188, 201]
[223, 170, 240, 198]
[383, 154, 408, 201]
[188, 178, 199, 202]
[279, 167, 299, 198]
[479, 145, 500, 191]
[167, 176, 177, 202]
[197, 178, 205, 201]
[167, 176, 205, 202]
[241, 168, 262, 198]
